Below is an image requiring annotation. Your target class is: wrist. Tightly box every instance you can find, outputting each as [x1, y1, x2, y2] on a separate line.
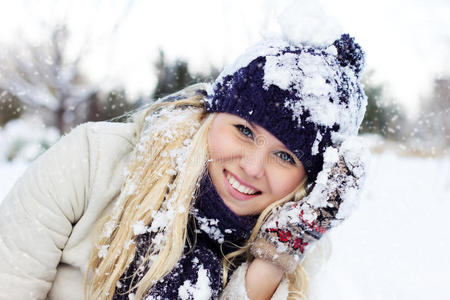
[250, 237, 300, 273]
[245, 258, 283, 300]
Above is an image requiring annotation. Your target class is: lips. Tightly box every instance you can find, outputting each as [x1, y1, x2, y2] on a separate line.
[223, 170, 261, 201]
[226, 174, 258, 194]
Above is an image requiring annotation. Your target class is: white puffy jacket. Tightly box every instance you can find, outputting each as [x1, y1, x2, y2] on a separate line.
[0, 121, 289, 300]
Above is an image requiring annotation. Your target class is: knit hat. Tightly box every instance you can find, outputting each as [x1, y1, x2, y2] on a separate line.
[205, 34, 367, 182]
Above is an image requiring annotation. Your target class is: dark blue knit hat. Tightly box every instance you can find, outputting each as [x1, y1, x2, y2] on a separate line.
[205, 34, 367, 182]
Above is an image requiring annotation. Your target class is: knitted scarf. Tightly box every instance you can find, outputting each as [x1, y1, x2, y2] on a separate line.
[113, 173, 258, 299]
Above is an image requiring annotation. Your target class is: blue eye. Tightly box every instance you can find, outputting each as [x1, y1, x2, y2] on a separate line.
[234, 124, 254, 139]
[276, 151, 296, 165]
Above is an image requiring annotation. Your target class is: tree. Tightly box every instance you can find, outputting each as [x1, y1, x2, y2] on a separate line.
[359, 71, 407, 141]
[0, 89, 25, 127]
[152, 50, 220, 100]
[413, 77, 450, 154]
[0, 1, 136, 134]
[86, 89, 137, 123]
[0, 25, 96, 134]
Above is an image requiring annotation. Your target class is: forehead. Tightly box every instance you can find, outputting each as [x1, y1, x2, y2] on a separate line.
[213, 113, 288, 150]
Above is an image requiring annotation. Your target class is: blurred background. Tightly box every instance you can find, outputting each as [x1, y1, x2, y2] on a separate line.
[0, 0, 449, 299]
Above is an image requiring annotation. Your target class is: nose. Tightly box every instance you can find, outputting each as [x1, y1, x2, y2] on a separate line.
[239, 148, 265, 179]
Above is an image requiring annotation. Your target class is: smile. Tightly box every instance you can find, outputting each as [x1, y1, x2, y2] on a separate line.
[223, 170, 261, 201]
[226, 173, 258, 195]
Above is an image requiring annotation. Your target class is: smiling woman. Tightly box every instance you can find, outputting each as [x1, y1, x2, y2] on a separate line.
[208, 113, 307, 216]
[0, 33, 368, 300]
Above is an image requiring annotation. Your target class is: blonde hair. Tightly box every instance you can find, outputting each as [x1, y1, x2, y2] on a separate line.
[86, 87, 314, 299]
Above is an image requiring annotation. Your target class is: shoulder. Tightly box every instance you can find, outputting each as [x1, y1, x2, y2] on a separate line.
[34, 121, 140, 221]
[53, 121, 138, 163]
[51, 121, 139, 249]
[66, 121, 139, 174]
[54, 121, 139, 181]
[82, 121, 138, 148]
[74, 121, 139, 206]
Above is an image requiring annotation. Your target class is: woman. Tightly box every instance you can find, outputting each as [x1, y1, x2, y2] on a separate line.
[0, 33, 368, 299]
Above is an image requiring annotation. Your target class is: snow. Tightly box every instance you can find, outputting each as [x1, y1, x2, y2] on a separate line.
[148, 209, 175, 233]
[0, 161, 27, 200]
[194, 214, 225, 244]
[0, 118, 59, 200]
[0, 118, 59, 163]
[263, 52, 299, 90]
[307, 150, 450, 300]
[1, 137, 450, 299]
[102, 220, 117, 238]
[137, 106, 200, 179]
[211, 0, 343, 90]
[133, 220, 148, 236]
[210, 39, 288, 91]
[97, 244, 109, 259]
[124, 240, 134, 250]
[276, 48, 365, 140]
[277, 0, 342, 47]
[178, 259, 212, 300]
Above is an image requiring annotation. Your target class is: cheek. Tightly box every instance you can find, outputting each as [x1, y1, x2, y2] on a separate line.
[208, 125, 243, 161]
[208, 126, 224, 157]
[268, 169, 304, 197]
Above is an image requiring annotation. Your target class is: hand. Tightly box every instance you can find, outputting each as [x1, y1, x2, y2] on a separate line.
[245, 258, 283, 300]
[250, 136, 369, 273]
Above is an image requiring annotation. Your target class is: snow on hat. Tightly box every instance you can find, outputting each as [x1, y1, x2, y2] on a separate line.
[205, 34, 367, 182]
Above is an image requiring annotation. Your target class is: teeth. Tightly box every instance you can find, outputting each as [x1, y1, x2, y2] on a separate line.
[226, 173, 257, 195]
[232, 180, 240, 189]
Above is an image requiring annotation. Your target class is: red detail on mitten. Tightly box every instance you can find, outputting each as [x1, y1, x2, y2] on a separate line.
[266, 221, 279, 233]
[277, 230, 292, 242]
[299, 210, 327, 234]
[292, 238, 309, 253]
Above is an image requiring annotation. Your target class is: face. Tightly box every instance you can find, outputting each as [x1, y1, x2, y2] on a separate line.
[207, 113, 306, 216]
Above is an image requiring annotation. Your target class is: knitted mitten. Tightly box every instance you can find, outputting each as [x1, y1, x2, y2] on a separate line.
[250, 136, 369, 273]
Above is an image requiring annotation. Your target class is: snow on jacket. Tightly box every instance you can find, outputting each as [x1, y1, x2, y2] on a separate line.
[0, 121, 289, 300]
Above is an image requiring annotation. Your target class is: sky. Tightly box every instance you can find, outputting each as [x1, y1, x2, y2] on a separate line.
[0, 0, 449, 118]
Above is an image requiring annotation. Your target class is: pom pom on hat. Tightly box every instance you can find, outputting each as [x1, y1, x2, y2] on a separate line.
[333, 34, 365, 76]
[206, 34, 367, 182]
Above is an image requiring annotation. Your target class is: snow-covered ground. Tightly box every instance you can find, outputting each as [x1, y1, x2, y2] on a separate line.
[1, 140, 449, 299]
[0, 118, 59, 200]
[0, 161, 28, 200]
[308, 150, 450, 300]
